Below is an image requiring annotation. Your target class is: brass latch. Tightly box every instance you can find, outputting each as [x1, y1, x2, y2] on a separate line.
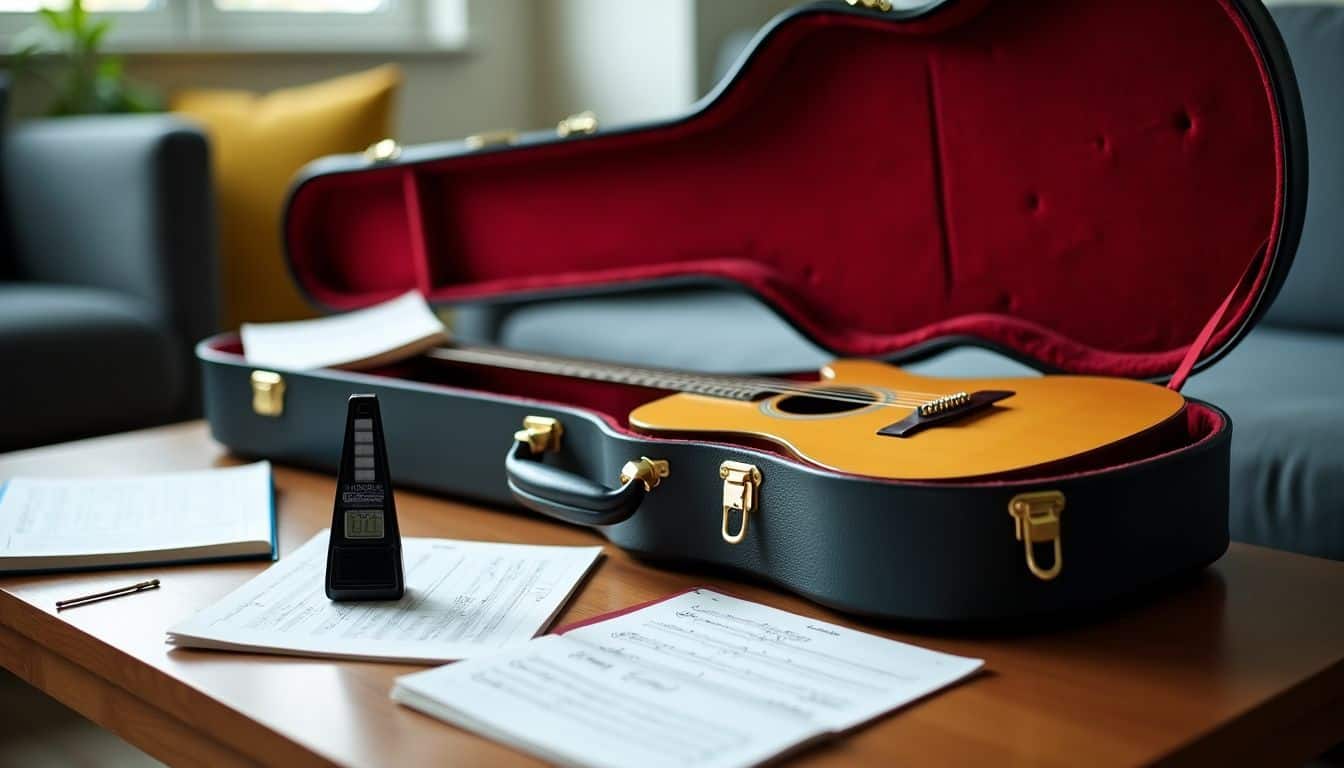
[250, 370, 286, 417]
[846, 0, 893, 11]
[514, 415, 563, 454]
[364, 138, 402, 163]
[1008, 491, 1065, 581]
[720, 461, 761, 544]
[556, 110, 599, 138]
[619, 457, 670, 492]
[465, 130, 519, 150]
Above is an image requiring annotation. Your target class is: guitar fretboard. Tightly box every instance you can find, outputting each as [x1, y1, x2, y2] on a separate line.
[426, 346, 777, 401]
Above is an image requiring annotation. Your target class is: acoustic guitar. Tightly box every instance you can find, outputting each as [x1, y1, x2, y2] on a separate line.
[429, 346, 1186, 481]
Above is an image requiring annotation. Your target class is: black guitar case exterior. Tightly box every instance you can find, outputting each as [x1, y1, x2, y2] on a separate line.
[198, 0, 1305, 621]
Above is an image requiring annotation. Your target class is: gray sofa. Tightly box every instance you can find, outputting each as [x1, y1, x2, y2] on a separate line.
[0, 108, 216, 452]
[455, 3, 1344, 561]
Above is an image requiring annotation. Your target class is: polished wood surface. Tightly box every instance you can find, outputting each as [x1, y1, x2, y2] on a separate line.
[631, 359, 1187, 480]
[2, 422, 1343, 767]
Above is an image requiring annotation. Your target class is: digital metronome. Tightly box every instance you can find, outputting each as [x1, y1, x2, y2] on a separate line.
[325, 393, 405, 601]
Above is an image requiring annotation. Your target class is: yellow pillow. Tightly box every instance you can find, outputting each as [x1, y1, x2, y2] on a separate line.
[174, 65, 402, 328]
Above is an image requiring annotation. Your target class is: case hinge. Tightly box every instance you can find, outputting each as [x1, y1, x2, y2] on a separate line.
[846, 0, 894, 11]
[514, 415, 563, 454]
[1008, 490, 1065, 581]
[465, 130, 519, 151]
[720, 461, 761, 545]
[250, 370, 286, 417]
[619, 457, 670, 492]
[364, 138, 402, 163]
[556, 110, 599, 138]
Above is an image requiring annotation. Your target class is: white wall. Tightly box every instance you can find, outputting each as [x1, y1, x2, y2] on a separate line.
[693, 0, 796, 94]
[530, 0, 795, 130]
[533, 0, 697, 126]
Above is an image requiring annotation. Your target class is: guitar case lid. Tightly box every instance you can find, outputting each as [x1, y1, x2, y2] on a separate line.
[282, 0, 1305, 383]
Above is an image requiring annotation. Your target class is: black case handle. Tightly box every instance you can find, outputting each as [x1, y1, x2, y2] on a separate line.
[505, 441, 647, 526]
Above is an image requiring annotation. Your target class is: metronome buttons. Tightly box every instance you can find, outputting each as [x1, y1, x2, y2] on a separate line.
[353, 419, 377, 481]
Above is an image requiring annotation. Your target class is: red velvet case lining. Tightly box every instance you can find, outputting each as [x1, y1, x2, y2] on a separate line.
[285, 0, 1285, 381]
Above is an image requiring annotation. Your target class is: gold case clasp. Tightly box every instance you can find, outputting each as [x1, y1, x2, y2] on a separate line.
[514, 415, 563, 454]
[1008, 490, 1065, 581]
[250, 370, 285, 417]
[720, 461, 762, 545]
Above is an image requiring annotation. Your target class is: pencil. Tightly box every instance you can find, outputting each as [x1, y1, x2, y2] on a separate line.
[56, 579, 161, 610]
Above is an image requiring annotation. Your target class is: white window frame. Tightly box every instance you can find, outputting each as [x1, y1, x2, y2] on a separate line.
[0, 0, 467, 53]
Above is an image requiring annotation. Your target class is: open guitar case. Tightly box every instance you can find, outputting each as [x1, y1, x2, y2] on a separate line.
[199, 0, 1306, 622]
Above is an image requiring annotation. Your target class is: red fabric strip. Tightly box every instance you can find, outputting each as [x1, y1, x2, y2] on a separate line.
[552, 586, 760, 635]
[1168, 245, 1267, 392]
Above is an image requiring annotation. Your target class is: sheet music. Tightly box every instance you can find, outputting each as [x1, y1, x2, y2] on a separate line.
[168, 531, 603, 663]
[241, 290, 448, 371]
[392, 588, 983, 768]
[0, 462, 273, 557]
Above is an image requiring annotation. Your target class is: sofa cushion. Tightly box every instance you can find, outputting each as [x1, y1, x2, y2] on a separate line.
[0, 284, 182, 452]
[1181, 327, 1344, 559]
[1262, 6, 1344, 333]
[489, 288, 831, 374]
[172, 65, 401, 329]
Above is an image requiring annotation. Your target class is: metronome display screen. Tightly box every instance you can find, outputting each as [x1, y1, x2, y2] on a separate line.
[343, 509, 385, 540]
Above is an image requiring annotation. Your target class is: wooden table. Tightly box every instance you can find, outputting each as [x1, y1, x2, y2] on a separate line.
[2, 423, 1343, 767]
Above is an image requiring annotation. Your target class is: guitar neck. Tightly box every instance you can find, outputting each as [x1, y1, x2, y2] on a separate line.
[425, 345, 777, 401]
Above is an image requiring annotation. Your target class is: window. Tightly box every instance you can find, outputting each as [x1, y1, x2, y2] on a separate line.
[0, 0, 467, 52]
[0, 0, 153, 10]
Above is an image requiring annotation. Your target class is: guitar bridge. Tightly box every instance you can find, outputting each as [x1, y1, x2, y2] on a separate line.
[918, 391, 971, 417]
[878, 390, 1015, 438]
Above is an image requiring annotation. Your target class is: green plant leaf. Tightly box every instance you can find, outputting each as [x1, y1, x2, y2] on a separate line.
[20, 0, 163, 117]
[38, 7, 71, 33]
[97, 53, 124, 79]
[83, 18, 112, 53]
[69, 0, 88, 35]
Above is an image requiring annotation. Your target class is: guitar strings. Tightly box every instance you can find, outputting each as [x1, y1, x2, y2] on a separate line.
[427, 347, 959, 410]
[428, 347, 950, 408]
[428, 347, 940, 405]
[432, 349, 946, 408]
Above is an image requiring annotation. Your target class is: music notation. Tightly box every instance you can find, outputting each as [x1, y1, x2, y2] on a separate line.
[393, 588, 984, 768]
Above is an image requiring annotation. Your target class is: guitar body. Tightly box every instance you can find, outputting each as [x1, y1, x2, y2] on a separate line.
[628, 359, 1187, 481]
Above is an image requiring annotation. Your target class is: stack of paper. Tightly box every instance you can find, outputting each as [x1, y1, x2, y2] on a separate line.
[167, 531, 603, 664]
[392, 588, 983, 768]
[240, 290, 448, 371]
[0, 462, 275, 573]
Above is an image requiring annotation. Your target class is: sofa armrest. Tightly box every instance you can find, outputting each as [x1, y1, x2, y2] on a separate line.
[2, 115, 218, 353]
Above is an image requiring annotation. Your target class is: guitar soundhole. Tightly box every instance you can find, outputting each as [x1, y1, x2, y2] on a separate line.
[773, 387, 878, 415]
